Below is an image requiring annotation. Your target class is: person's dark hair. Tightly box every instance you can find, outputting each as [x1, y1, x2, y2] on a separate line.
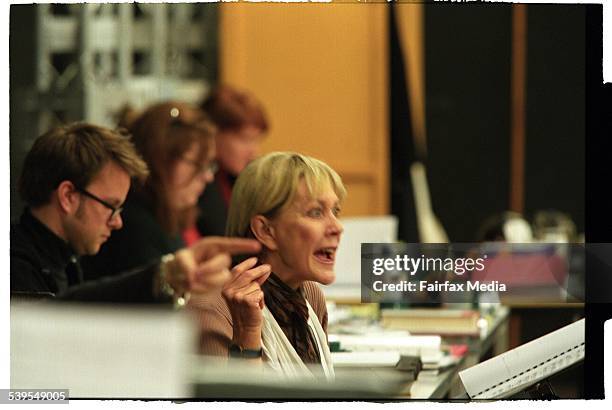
[201, 85, 269, 133]
[476, 213, 508, 242]
[128, 101, 216, 234]
[19, 122, 149, 208]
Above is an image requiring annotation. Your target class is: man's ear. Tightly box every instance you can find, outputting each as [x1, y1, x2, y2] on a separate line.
[56, 181, 80, 215]
[250, 215, 278, 251]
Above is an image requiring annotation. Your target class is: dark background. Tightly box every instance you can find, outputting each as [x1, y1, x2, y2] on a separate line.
[391, 4, 606, 399]
[391, 4, 585, 243]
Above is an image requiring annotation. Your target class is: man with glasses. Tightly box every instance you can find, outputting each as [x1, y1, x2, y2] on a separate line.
[11, 123, 260, 303]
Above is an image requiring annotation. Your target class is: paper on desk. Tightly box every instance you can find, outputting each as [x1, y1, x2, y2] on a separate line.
[11, 302, 195, 398]
[331, 323, 411, 337]
[459, 318, 585, 399]
[332, 334, 442, 363]
[332, 351, 401, 368]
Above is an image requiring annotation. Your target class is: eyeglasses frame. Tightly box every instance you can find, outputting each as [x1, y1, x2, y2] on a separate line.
[180, 158, 218, 177]
[74, 186, 124, 222]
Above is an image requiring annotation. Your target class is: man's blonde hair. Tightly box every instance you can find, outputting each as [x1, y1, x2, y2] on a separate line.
[226, 152, 347, 238]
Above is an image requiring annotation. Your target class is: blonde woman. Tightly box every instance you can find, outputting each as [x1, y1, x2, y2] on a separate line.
[193, 152, 345, 379]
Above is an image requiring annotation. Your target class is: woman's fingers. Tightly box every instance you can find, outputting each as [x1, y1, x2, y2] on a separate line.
[230, 257, 259, 275]
[255, 270, 271, 286]
[224, 280, 263, 301]
[238, 286, 265, 308]
[228, 263, 271, 289]
[246, 287, 265, 310]
[222, 262, 270, 327]
[245, 290, 265, 310]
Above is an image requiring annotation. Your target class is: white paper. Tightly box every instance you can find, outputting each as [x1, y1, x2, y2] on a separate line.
[332, 333, 441, 361]
[459, 318, 585, 399]
[10, 302, 196, 398]
[331, 351, 401, 368]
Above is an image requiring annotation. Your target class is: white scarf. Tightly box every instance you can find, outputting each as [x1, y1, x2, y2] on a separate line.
[260, 300, 335, 381]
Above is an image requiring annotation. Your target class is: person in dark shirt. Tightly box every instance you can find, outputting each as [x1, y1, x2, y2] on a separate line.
[82, 102, 217, 279]
[192, 85, 269, 242]
[11, 122, 260, 303]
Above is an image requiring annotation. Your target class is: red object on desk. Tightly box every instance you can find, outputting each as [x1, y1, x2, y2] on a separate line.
[449, 344, 469, 357]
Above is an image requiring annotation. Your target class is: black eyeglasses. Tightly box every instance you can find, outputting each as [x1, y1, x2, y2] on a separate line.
[75, 186, 124, 222]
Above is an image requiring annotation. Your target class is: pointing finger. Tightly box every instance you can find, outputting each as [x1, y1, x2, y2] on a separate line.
[190, 237, 261, 261]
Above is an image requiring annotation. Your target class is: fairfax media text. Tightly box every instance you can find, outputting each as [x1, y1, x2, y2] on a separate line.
[372, 280, 507, 293]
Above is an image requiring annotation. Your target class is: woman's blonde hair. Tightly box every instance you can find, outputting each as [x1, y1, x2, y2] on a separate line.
[226, 152, 346, 238]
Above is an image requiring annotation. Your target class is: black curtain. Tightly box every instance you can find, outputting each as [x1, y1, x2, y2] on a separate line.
[389, 3, 419, 243]
[584, 4, 609, 400]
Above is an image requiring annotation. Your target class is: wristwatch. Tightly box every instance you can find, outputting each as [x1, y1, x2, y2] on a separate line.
[229, 343, 263, 359]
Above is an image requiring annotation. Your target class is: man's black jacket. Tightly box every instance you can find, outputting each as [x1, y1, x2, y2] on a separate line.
[10, 210, 164, 303]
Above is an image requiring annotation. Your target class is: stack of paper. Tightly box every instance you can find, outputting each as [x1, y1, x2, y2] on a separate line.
[331, 333, 443, 363]
[331, 351, 401, 368]
[459, 319, 585, 399]
[381, 308, 481, 336]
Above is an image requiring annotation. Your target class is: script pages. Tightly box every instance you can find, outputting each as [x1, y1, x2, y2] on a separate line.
[459, 318, 585, 399]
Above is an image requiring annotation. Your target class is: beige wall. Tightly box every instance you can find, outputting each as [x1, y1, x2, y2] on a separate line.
[219, 3, 389, 216]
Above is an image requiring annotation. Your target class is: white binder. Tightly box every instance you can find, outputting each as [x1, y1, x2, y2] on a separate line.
[459, 318, 585, 399]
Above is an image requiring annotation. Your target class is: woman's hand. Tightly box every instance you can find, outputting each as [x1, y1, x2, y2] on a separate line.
[222, 257, 271, 349]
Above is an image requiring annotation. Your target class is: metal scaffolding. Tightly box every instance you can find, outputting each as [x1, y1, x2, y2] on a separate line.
[10, 3, 218, 221]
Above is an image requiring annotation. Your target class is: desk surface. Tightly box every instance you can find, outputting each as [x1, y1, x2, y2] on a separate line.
[331, 306, 511, 399]
[190, 306, 511, 400]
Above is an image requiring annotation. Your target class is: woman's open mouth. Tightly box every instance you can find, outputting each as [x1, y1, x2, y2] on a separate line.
[313, 247, 337, 264]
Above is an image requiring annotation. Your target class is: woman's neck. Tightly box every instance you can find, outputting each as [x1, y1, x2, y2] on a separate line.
[260, 255, 302, 290]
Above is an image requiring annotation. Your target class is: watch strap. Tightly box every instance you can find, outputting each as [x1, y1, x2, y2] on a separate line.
[229, 343, 262, 359]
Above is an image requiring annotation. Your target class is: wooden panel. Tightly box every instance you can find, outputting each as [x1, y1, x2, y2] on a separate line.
[510, 4, 527, 214]
[342, 179, 379, 216]
[219, 3, 388, 216]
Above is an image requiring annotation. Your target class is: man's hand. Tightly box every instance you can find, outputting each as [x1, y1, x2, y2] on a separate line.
[165, 237, 261, 294]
